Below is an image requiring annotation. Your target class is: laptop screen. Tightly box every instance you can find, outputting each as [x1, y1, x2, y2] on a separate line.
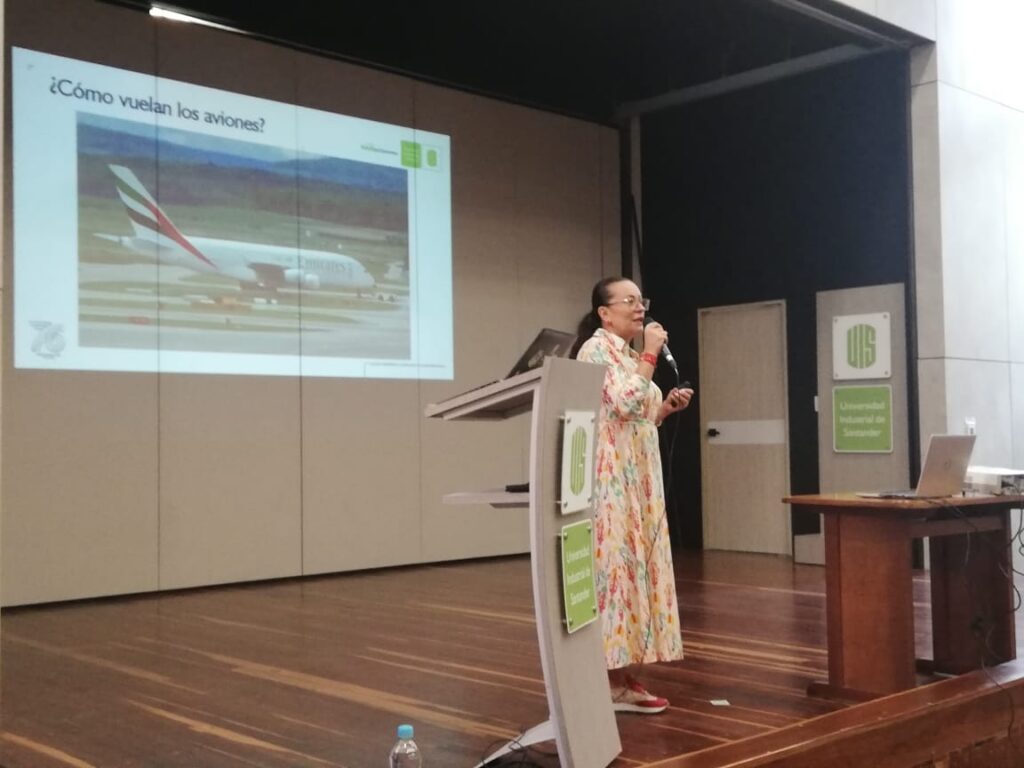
[915, 434, 976, 497]
[506, 329, 576, 378]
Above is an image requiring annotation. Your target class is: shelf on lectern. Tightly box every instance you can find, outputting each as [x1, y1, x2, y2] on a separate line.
[424, 368, 544, 421]
[443, 490, 529, 509]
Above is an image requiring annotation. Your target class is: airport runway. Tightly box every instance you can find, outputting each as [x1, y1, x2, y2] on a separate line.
[78, 264, 411, 360]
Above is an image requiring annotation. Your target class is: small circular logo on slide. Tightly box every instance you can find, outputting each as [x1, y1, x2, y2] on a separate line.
[570, 426, 587, 495]
[30, 321, 66, 359]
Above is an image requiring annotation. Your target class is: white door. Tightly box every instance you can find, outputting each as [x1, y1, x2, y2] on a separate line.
[698, 301, 791, 555]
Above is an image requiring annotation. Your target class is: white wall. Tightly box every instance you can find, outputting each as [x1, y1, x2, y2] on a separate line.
[837, 0, 1024, 580]
[912, 1, 1024, 470]
[830, 0, 936, 41]
[1, 0, 620, 605]
[924, 0, 1024, 588]
[834, 0, 1023, 470]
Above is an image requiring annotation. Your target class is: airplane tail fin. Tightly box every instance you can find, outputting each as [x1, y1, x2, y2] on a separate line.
[108, 165, 216, 268]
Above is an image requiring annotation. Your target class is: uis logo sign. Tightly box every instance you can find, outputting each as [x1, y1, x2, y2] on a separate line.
[846, 323, 876, 369]
[560, 410, 596, 515]
[832, 312, 891, 381]
[569, 426, 587, 495]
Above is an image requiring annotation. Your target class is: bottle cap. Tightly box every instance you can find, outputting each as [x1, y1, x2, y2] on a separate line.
[397, 724, 414, 740]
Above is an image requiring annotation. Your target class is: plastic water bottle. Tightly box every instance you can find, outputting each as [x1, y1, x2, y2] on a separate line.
[388, 724, 422, 767]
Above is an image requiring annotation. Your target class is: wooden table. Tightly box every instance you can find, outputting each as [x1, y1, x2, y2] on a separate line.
[785, 493, 1024, 700]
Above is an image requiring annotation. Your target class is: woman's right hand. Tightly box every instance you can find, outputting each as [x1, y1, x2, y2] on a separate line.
[643, 322, 667, 357]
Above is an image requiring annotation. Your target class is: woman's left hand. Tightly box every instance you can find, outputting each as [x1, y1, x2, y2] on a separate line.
[661, 387, 693, 417]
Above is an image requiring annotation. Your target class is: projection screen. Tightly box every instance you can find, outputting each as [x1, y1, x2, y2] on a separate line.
[12, 46, 453, 379]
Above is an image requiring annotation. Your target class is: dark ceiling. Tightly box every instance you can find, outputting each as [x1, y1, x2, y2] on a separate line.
[112, 0, 918, 123]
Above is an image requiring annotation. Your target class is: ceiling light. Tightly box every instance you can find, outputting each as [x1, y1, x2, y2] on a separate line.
[149, 6, 242, 34]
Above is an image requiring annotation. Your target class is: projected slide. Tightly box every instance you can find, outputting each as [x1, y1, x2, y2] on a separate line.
[12, 47, 453, 378]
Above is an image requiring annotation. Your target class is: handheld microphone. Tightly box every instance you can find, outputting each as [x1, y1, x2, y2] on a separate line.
[643, 316, 679, 373]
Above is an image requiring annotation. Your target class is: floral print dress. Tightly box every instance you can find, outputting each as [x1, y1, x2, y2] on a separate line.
[578, 328, 684, 669]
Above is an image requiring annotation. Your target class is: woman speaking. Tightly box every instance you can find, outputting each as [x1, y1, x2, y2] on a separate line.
[573, 276, 692, 714]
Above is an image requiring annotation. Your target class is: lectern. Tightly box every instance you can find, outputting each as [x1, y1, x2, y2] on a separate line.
[425, 356, 621, 768]
[785, 493, 1022, 699]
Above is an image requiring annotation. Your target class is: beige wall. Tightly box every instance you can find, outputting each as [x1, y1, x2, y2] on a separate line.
[1, 0, 620, 605]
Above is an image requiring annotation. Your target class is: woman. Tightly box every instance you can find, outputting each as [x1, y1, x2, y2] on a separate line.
[574, 276, 692, 713]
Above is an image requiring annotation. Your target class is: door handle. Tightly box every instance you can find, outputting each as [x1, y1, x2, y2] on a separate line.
[707, 428, 720, 437]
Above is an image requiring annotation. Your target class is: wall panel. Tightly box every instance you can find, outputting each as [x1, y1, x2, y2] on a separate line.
[2, 0, 163, 610]
[1, 0, 618, 604]
[158, 376, 302, 589]
[2, 373, 159, 603]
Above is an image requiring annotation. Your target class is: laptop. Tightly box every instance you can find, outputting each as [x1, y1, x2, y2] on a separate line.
[504, 328, 577, 378]
[856, 434, 976, 499]
[500, 328, 575, 494]
[433, 328, 577, 408]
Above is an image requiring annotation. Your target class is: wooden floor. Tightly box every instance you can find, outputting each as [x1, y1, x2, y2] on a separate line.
[0, 550, 1009, 767]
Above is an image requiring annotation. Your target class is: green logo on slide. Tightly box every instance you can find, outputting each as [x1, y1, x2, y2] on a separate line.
[846, 323, 876, 369]
[402, 142, 440, 169]
[401, 141, 422, 168]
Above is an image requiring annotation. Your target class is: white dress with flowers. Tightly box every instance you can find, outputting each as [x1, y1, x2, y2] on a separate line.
[578, 329, 684, 669]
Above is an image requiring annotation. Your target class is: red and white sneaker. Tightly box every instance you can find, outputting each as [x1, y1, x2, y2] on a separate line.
[611, 676, 669, 714]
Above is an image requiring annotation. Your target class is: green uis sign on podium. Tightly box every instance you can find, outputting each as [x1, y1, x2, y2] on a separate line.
[560, 520, 598, 634]
[559, 410, 595, 515]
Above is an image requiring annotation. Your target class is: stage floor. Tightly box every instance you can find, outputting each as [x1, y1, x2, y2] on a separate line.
[0, 550, 1016, 767]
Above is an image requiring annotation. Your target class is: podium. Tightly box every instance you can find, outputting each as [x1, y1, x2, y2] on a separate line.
[425, 357, 621, 768]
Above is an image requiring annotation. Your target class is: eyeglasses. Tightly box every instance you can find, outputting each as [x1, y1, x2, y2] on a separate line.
[605, 296, 650, 310]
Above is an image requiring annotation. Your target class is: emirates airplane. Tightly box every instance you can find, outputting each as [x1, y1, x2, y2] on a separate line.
[98, 164, 377, 293]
